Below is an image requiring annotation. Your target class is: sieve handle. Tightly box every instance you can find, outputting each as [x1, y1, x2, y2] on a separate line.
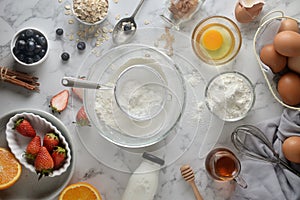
[61, 77, 112, 90]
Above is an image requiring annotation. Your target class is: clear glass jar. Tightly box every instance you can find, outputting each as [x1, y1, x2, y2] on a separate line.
[160, 0, 204, 30]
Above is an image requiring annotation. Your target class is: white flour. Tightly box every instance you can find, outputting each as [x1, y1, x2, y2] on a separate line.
[117, 80, 165, 120]
[95, 88, 118, 130]
[205, 73, 254, 120]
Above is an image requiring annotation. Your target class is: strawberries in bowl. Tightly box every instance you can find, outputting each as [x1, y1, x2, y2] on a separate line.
[5, 112, 71, 178]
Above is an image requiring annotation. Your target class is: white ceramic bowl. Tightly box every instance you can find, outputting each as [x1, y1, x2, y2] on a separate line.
[11, 27, 49, 66]
[5, 112, 71, 177]
[72, 0, 109, 26]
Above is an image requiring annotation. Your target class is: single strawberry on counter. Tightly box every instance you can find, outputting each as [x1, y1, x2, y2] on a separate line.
[51, 146, 67, 169]
[50, 89, 69, 113]
[34, 146, 54, 179]
[43, 133, 59, 153]
[14, 117, 36, 137]
[75, 106, 90, 127]
[25, 135, 41, 163]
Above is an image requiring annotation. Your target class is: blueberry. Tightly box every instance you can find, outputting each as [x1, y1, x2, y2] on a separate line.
[37, 36, 47, 47]
[39, 49, 46, 57]
[27, 37, 36, 44]
[33, 54, 41, 62]
[16, 53, 25, 62]
[61, 52, 70, 61]
[18, 33, 26, 40]
[25, 29, 34, 38]
[16, 40, 26, 50]
[123, 23, 132, 31]
[34, 44, 42, 54]
[34, 34, 40, 40]
[26, 57, 34, 64]
[13, 47, 19, 55]
[26, 40, 35, 52]
[56, 28, 64, 36]
[77, 41, 86, 50]
[25, 51, 35, 56]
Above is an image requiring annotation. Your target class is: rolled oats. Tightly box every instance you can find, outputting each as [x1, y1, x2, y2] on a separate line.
[73, 0, 109, 24]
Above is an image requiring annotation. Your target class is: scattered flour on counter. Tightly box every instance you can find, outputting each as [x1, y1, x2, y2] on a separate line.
[191, 101, 205, 122]
[95, 88, 119, 130]
[205, 73, 254, 120]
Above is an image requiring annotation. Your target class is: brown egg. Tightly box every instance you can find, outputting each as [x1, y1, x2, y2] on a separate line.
[274, 31, 300, 57]
[282, 136, 300, 163]
[288, 56, 300, 74]
[278, 18, 300, 33]
[260, 44, 287, 73]
[234, 2, 264, 23]
[277, 72, 300, 106]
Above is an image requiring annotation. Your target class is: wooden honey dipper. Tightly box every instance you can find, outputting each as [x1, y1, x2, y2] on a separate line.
[180, 164, 204, 200]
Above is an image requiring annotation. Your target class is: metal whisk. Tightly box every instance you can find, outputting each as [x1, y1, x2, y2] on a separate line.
[231, 124, 300, 177]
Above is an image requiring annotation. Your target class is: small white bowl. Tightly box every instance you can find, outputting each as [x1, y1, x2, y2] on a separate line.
[5, 112, 71, 177]
[11, 27, 49, 66]
[72, 0, 109, 26]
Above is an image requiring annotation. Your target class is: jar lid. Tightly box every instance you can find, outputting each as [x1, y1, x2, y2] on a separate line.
[142, 152, 165, 166]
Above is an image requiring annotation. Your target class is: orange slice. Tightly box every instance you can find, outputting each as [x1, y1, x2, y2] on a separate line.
[202, 29, 223, 51]
[59, 182, 102, 200]
[0, 147, 22, 190]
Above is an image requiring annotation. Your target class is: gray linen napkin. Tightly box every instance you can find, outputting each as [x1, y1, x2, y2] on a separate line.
[231, 108, 300, 200]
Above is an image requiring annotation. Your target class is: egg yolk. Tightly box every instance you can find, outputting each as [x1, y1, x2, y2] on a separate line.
[202, 30, 223, 51]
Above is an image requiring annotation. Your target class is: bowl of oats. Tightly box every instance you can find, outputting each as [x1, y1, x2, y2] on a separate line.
[72, 0, 109, 25]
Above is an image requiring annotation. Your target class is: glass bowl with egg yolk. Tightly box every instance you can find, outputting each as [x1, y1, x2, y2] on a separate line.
[192, 16, 242, 65]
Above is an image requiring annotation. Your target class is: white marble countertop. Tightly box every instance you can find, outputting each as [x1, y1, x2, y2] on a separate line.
[0, 0, 299, 199]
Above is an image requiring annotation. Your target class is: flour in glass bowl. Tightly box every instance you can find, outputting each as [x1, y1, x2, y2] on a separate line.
[205, 72, 255, 121]
[116, 80, 165, 120]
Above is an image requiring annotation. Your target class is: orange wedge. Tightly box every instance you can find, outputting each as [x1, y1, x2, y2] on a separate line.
[0, 147, 22, 190]
[59, 182, 102, 200]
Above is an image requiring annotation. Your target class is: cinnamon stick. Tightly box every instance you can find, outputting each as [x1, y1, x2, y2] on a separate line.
[0, 67, 40, 91]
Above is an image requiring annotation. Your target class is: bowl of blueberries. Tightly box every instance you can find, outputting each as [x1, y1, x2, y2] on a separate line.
[11, 27, 49, 66]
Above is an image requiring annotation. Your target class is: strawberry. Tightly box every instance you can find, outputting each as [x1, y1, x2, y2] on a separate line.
[34, 146, 54, 179]
[49, 90, 69, 113]
[71, 76, 85, 101]
[72, 87, 83, 101]
[75, 106, 90, 126]
[51, 146, 67, 169]
[25, 136, 41, 162]
[14, 118, 36, 137]
[43, 133, 59, 153]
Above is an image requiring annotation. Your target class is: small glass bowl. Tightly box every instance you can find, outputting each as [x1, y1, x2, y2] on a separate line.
[192, 16, 242, 65]
[72, 0, 109, 26]
[160, 0, 204, 30]
[11, 27, 49, 67]
[205, 71, 255, 122]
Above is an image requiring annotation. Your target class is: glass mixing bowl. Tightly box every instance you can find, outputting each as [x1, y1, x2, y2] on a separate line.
[192, 16, 242, 65]
[83, 44, 186, 148]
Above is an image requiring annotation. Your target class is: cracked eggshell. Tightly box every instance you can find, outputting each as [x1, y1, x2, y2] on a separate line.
[234, 1, 264, 23]
[239, 0, 265, 8]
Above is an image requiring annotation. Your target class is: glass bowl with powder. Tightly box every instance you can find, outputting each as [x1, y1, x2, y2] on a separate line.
[205, 71, 255, 122]
[83, 44, 186, 148]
